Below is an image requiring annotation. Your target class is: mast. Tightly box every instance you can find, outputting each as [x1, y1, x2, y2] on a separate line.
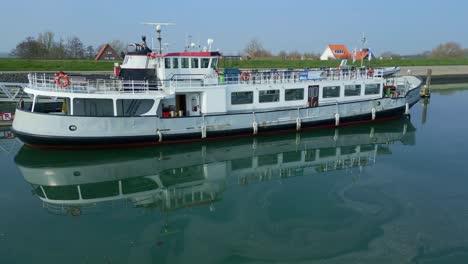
[143, 22, 176, 54]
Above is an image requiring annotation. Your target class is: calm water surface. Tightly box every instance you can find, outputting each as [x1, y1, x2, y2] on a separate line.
[1, 89, 468, 264]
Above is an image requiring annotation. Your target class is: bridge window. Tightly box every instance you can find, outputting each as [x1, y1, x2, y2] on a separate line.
[285, 88, 304, 101]
[73, 98, 114, 117]
[201, 58, 210, 68]
[42, 186, 79, 200]
[211, 58, 219, 69]
[259, 90, 280, 103]
[365, 84, 381, 95]
[172, 58, 179, 69]
[231, 91, 253, 105]
[165, 58, 171, 69]
[181, 58, 189, 68]
[323, 86, 341, 98]
[191, 58, 199, 68]
[117, 99, 154, 116]
[80, 181, 119, 199]
[344, 85, 362, 96]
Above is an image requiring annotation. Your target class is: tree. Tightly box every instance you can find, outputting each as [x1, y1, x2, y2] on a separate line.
[66, 36, 85, 59]
[278, 50, 287, 60]
[37, 31, 55, 54]
[244, 39, 272, 58]
[381, 51, 401, 59]
[108, 40, 126, 56]
[431, 42, 464, 58]
[85, 45, 95, 59]
[10, 37, 47, 59]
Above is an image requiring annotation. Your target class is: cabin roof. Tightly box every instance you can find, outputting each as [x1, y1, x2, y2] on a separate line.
[149, 51, 222, 58]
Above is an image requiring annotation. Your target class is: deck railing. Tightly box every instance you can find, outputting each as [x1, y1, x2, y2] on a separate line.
[27, 69, 385, 95]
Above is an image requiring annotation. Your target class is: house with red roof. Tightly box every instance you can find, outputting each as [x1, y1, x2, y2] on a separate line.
[352, 48, 373, 61]
[95, 44, 121, 61]
[320, 44, 351, 61]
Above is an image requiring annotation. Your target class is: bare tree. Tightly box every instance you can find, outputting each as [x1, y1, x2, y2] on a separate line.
[85, 45, 95, 59]
[381, 51, 401, 59]
[431, 42, 464, 58]
[244, 39, 272, 58]
[66, 36, 85, 59]
[10, 37, 47, 59]
[37, 32, 55, 53]
[108, 40, 126, 56]
[278, 50, 287, 60]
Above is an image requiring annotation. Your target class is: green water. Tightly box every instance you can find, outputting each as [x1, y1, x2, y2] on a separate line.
[1, 90, 468, 263]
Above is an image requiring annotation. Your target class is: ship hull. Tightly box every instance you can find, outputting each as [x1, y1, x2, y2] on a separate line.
[13, 85, 420, 149]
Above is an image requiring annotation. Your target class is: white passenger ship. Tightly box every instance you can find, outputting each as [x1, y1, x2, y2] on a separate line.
[12, 25, 422, 148]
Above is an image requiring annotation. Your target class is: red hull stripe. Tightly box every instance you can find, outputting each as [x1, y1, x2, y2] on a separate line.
[148, 51, 222, 58]
[26, 115, 401, 150]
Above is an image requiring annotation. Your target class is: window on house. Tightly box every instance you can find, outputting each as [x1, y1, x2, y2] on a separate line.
[107, 51, 112, 55]
[165, 58, 171, 69]
[181, 58, 189, 68]
[344, 85, 361, 96]
[323, 86, 341, 98]
[201, 58, 210, 68]
[285, 88, 304, 101]
[172, 58, 179, 69]
[191, 58, 199, 68]
[259, 90, 280, 103]
[231, 91, 253, 105]
[365, 84, 381, 95]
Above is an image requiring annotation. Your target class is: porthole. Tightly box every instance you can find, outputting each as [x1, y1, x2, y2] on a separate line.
[69, 125, 77, 131]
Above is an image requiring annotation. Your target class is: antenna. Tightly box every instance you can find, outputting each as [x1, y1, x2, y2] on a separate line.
[143, 22, 176, 54]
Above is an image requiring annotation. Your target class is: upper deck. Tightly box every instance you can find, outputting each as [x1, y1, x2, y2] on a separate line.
[25, 68, 390, 97]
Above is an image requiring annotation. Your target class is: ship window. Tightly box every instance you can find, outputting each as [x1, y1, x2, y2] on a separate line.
[42, 186, 79, 200]
[181, 58, 189, 68]
[122, 177, 159, 194]
[73, 98, 114, 117]
[201, 58, 210, 68]
[365, 84, 381, 95]
[323, 86, 341, 98]
[285, 88, 304, 101]
[172, 58, 179, 69]
[117, 99, 154, 116]
[231, 91, 253, 105]
[258, 154, 278, 166]
[165, 58, 171, 69]
[344, 85, 362, 96]
[80, 181, 119, 199]
[191, 58, 200, 68]
[211, 58, 219, 69]
[259, 90, 280, 103]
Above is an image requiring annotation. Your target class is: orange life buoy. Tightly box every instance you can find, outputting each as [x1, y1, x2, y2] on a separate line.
[55, 73, 70, 88]
[68, 207, 81, 217]
[240, 71, 250, 81]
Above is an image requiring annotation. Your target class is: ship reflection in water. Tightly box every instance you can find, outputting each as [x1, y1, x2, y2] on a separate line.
[15, 118, 415, 217]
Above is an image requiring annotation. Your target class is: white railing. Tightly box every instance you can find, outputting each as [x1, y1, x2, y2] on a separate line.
[27, 69, 386, 95]
[27, 74, 161, 95]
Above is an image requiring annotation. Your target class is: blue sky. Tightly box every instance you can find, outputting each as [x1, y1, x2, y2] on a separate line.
[1, 0, 467, 55]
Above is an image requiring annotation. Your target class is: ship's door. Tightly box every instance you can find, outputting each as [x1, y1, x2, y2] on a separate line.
[189, 94, 201, 116]
[308, 85, 319, 107]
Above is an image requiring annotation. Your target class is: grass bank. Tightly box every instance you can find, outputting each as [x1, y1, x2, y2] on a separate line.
[2, 58, 468, 71]
[0, 58, 116, 71]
